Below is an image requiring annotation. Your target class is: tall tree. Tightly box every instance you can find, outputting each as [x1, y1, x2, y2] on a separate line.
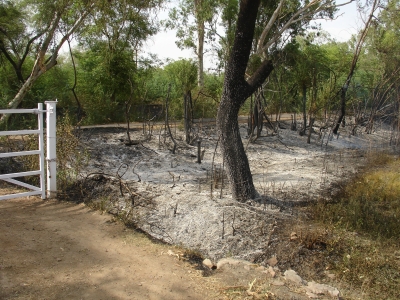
[165, 59, 197, 143]
[166, 0, 218, 87]
[217, 0, 352, 201]
[75, 0, 161, 124]
[217, 0, 273, 200]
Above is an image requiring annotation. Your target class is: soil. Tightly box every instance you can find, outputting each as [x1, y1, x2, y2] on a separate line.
[1, 118, 396, 299]
[0, 190, 324, 300]
[0, 192, 220, 300]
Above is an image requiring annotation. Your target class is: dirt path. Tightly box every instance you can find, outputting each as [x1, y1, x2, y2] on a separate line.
[0, 196, 218, 300]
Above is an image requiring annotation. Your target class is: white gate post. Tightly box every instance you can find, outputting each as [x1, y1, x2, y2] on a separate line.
[37, 103, 46, 199]
[45, 100, 57, 198]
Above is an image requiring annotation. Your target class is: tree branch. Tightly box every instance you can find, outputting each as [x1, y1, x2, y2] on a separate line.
[246, 59, 274, 97]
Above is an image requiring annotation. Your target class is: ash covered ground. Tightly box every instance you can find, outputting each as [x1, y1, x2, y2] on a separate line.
[79, 120, 394, 263]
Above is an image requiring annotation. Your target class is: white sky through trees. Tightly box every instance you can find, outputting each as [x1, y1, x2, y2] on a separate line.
[143, 1, 359, 70]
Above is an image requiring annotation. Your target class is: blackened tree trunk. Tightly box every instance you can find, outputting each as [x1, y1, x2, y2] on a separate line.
[300, 84, 307, 136]
[333, 84, 348, 134]
[217, 0, 273, 201]
[184, 90, 193, 144]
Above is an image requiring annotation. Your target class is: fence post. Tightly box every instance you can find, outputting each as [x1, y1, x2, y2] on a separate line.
[45, 100, 57, 198]
[37, 103, 46, 199]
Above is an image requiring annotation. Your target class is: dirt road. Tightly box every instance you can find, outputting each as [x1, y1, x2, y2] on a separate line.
[0, 196, 217, 300]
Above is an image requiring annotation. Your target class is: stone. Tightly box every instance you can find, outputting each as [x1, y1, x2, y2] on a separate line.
[216, 257, 244, 269]
[262, 266, 276, 278]
[268, 266, 276, 277]
[306, 291, 319, 299]
[284, 269, 306, 285]
[271, 280, 285, 286]
[256, 266, 266, 272]
[325, 271, 336, 279]
[290, 232, 298, 240]
[305, 281, 340, 298]
[266, 256, 278, 267]
[202, 258, 214, 269]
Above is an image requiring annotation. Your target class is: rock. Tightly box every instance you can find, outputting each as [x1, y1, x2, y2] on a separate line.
[324, 271, 336, 279]
[265, 266, 276, 277]
[216, 258, 244, 269]
[284, 269, 306, 285]
[306, 291, 319, 299]
[290, 232, 298, 241]
[256, 266, 266, 272]
[305, 281, 340, 298]
[262, 266, 276, 277]
[202, 258, 214, 269]
[271, 279, 285, 286]
[266, 256, 278, 267]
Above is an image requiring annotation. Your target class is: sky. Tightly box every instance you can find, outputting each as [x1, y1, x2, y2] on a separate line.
[143, 1, 361, 69]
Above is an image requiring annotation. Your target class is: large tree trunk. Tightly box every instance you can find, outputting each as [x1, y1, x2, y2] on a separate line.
[217, 0, 273, 201]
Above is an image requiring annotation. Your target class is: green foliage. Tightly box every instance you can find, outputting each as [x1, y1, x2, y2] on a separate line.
[164, 59, 197, 94]
[74, 44, 136, 124]
[165, 0, 217, 51]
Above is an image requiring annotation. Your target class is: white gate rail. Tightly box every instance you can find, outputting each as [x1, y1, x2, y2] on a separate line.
[0, 101, 57, 200]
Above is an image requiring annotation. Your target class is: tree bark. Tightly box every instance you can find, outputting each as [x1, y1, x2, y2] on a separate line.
[184, 90, 193, 144]
[197, 20, 205, 87]
[300, 84, 307, 136]
[217, 0, 273, 201]
[194, 0, 205, 87]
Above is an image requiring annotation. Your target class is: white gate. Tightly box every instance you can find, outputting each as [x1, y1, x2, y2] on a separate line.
[0, 101, 57, 200]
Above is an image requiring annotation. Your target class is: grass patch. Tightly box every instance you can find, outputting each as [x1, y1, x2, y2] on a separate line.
[312, 153, 400, 299]
[316, 154, 400, 240]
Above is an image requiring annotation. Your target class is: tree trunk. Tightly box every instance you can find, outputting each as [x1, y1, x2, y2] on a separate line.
[0, 70, 42, 123]
[300, 84, 307, 136]
[217, 0, 273, 201]
[194, 0, 205, 88]
[333, 86, 347, 134]
[218, 88, 256, 200]
[184, 90, 193, 144]
[197, 21, 205, 87]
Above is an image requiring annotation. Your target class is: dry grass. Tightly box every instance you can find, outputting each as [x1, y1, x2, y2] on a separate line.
[311, 152, 400, 299]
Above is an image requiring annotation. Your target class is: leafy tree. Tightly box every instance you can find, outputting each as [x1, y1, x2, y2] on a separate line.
[0, 0, 164, 127]
[165, 0, 218, 87]
[164, 58, 197, 142]
[285, 36, 330, 136]
[0, 0, 95, 120]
